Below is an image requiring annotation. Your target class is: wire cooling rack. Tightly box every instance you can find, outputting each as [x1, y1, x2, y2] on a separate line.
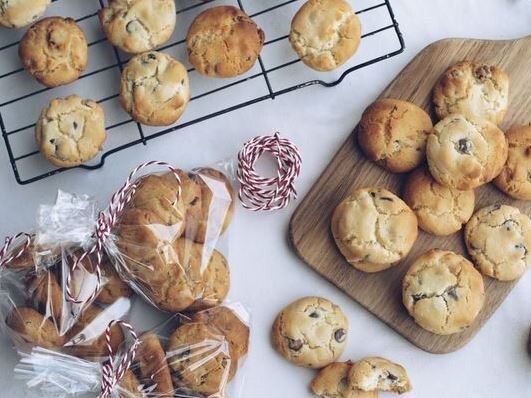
[0, 0, 404, 185]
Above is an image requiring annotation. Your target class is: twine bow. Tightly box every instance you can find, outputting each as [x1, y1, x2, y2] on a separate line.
[65, 161, 181, 305]
[0, 232, 32, 268]
[98, 320, 140, 398]
[237, 132, 302, 211]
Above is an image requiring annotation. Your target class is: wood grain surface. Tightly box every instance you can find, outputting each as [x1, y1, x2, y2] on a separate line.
[289, 35, 531, 354]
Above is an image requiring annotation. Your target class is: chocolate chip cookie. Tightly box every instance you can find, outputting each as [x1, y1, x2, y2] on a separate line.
[186, 6, 265, 78]
[120, 51, 190, 126]
[19, 17, 88, 87]
[331, 187, 418, 272]
[36, 95, 106, 168]
[433, 61, 509, 125]
[348, 357, 411, 394]
[494, 125, 531, 200]
[426, 114, 508, 190]
[271, 296, 348, 369]
[402, 167, 475, 236]
[311, 361, 378, 398]
[0, 0, 51, 28]
[289, 0, 361, 71]
[402, 249, 485, 335]
[99, 0, 176, 53]
[465, 204, 531, 281]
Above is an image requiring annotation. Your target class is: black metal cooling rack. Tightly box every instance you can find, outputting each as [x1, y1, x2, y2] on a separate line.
[0, 0, 404, 185]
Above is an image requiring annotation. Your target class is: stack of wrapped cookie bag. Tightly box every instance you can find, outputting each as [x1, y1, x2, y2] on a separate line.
[10, 163, 250, 398]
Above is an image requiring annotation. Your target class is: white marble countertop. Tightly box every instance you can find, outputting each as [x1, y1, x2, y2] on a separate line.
[0, 0, 530, 397]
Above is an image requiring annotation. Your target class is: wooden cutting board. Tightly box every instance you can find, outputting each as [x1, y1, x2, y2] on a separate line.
[289, 35, 531, 354]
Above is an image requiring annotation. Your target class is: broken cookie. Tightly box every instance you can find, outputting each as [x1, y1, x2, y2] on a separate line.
[348, 357, 411, 394]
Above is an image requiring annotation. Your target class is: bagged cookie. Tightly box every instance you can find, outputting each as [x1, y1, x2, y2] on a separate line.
[103, 164, 235, 313]
[15, 303, 251, 398]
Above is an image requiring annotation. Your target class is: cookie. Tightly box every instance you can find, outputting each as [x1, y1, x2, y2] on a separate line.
[120, 51, 190, 126]
[494, 125, 531, 200]
[191, 306, 250, 368]
[186, 168, 235, 244]
[433, 61, 509, 125]
[0, 0, 51, 28]
[348, 357, 411, 394]
[99, 0, 176, 54]
[28, 271, 63, 324]
[311, 361, 378, 398]
[167, 322, 232, 396]
[96, 257, 133, 305]
[465, 205, 531, 281]
[271, 296, 348, 369]
[289, 0, 361, 71]
[64, 305, 124, 359]
[426, 114, 508, 190]
[402, 249, 485, 335]
[331, 187, 418, 272]
[19, 17, 88, 87]
[402, 167, 475, 236]
[357, 99, 433, 173]
[36, 95, 106, 168]
[186, 6, 265, 78]
[135, 333, 173, 395]
[6, 307, 64, 350]
[117, 369, 146, 398]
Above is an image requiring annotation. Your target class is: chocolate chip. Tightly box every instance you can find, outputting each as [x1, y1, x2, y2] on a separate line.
[73, 122, 78, 129]
[288, 338, 303, 351]
[147, 53, 157, 60]
[334, 328, 346, 343]
[412, 293, 427, 303]
[515, 243, 528, 256]
[309, 311, 320, 318]
[387, 373, 398, 381]
[370, 192, 376, 198]
[446, 286, 459, 301]
[474, 65, 491, 81]
[189, 196, 199, 206]
[456, 138, 472, 154]
[49, 139, 55, 144]
[380, 197, 394, 202]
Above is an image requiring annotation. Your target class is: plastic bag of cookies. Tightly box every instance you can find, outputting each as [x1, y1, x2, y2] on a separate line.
[15, 303, 251, 398]
[0, 192, 134, 362]
[103, 164, 235, 314]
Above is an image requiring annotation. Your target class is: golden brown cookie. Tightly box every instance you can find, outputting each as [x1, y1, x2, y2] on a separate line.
[135, 333, 173, 396]
[358, 98, 433, 173]
[402, 249, 485, 335]
[494, 125, 531, 200]
[96, 257, 133, 305]
[0, 0, 51, 28]
[6, 307, 64, 350]
[348, 357, 411, 394]
[433, 61, 509, 125]
[311, 361, 378, 398]
[465, 205, 531, 281]
[272, 296, 348, 369]
[289, 0, 361, 71]
[402, 168, 475, 236]
[120, 51, 190, 126]
[191, 306, 250, 370]
[64, 305, 124, 359]
[331, 187, 418, 272]
[186, 168, 235, 244]
[19, 17, 88, 87]
[27, 271, 63, 324]
[186, 6, 265, 78]
[36, 95, 106, 168]
[426, 114, 508, 190]
[99, 0, 176, 54]
[167, 322, 232, 396]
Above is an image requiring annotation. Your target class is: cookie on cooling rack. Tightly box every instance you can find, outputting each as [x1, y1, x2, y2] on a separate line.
[433, 61, 509, 125]
[289, 0, 362, 71]
[19, 17, 88, 87]
[99, 0, 176, 54]
[36, 95, 106, 168]
[0, 0, 51, 28]
[186, 6, 265, 78]
[120, 51, 190, 126]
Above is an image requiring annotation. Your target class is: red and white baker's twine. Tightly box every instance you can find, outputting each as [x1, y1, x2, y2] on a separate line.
[65, 161, 181, 305]
[237, 132, 302, 211]
[99, 320, 140, 398]
[0, 232, 32, 268]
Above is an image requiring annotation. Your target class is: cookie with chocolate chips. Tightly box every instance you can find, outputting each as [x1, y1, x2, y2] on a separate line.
[402, 249, 485, 335]
[465, 204, 531, 281]
[311, 361, 378, 398]
[271, 296, 348, 369]
[348, 356, 411, 394]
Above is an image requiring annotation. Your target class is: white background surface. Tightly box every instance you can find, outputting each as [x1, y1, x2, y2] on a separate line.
[1, 0, 531, 397]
